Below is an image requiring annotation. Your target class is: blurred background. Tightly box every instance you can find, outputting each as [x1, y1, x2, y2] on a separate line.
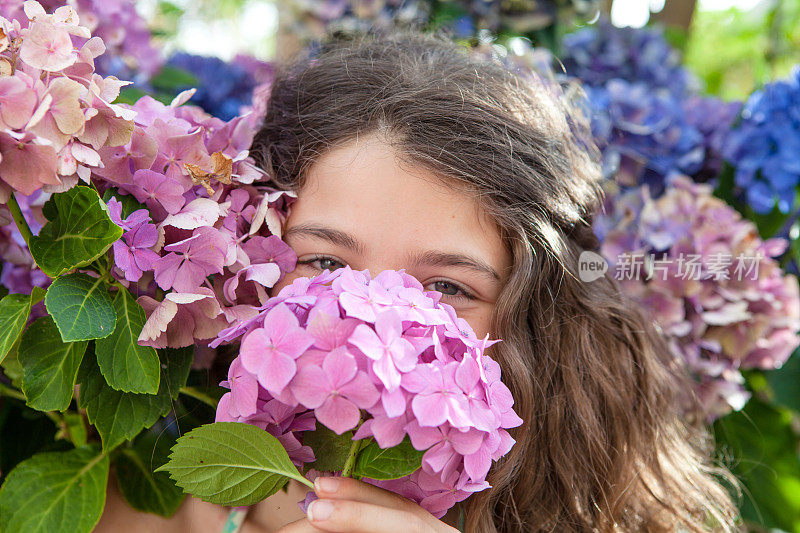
[6, 0, 800, 530]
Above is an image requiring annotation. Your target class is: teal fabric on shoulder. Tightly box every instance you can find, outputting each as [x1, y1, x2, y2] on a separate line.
[222, 507, 249, 533]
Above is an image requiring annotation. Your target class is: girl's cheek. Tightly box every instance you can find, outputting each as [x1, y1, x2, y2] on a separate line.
[270, 271, 297, 297]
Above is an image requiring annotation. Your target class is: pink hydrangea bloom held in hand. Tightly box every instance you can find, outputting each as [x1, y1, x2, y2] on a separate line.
[215, 267, 521, 518]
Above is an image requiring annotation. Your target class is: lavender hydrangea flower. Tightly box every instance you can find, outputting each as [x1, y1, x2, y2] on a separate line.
[597, 174, 800, 420]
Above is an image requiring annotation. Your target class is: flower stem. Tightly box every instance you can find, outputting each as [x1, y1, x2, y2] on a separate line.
[0, 382, 25, 401]
[179, 386, 219, 408]
[7, 193, 33, 249]
[341, 436, 363, 478]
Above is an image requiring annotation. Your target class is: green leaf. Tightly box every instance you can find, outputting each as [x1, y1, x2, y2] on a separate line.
[57, 412, 88, 447]
[157, 422, 314, 506]
[29, 186, 123, 278]
[302, 425, 354, 473]
[0, 287, 45, 363]
[19, 317, 88, 412]
[45, 273, 116, 342]
[115, 429, 185, 517]
[159, 346, 194, 400]
[0, 447, 109, 533]
[714, 397, 800, 531]
[351, 437, 424, 480]
[0, 337, 24, 388]
[95, 288, 159, 394]
[149, 65, 199, 91]
[77, 346, 189, 452]
[767, 348, 800, 413]
[115, 86, 149, 105]
[101, 188, 148, 219]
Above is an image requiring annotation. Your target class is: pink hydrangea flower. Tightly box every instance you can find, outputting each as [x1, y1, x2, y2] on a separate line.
[20, 19, 76, 71]
[153, 227, 234, 292]
[215, 267, 521, 518]
[112, 222, 160, 282]
[291, 347, 380, 434]
[240, 303, 315, 395]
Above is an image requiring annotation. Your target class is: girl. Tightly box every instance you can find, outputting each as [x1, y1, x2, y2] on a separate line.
[96, 29, 740, 532]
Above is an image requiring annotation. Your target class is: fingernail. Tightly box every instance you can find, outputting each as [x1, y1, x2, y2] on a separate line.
[308, 500, 334, 522]
[315, 477, 340, 494]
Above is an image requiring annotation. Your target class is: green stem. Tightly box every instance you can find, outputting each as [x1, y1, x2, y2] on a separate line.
[340, 436, 363, 478]
[44, 410, 64, 428]
[7, 193, 33, 249]
[179, 386, 219, 408]
[0, 382, 25, 401]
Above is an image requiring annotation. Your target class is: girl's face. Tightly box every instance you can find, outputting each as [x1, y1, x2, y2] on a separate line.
[273, 133, 512, 339]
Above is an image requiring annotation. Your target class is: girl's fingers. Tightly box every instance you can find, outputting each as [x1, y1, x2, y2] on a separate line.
[305, 500, 452, 533]
[312, 477, 414, 511]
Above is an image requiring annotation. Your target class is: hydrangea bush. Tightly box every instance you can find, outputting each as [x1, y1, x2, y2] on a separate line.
[597, 174, 800, 420]
[0, 4, 295, 530]
[561, 18, 743, 193]
[3, 0, 161, 80]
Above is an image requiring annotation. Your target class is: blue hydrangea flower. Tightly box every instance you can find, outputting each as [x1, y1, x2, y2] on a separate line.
[586, 80, 708, 194]
[723, 67, 800, 214]
[166, 53, 259, 121]
[561, 18, 697, 96]
[560, 19, 741, 193]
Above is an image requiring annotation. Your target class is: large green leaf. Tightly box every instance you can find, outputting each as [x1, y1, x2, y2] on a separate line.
[29, 186, 123, 278]
[352, 437, 424, 480]
[19, 317, 88, 412]
[0, 287, 45, 363]
[115, 429, 185, 517]
[0, 447, 109, 533]
[45, 273, 115, 342]
[95, 288, 159, 394]
[157, 422, 314, 506]
[714, 397, 800, 531]
[78, 347, 190, 452]
[302, 425, 354, 473]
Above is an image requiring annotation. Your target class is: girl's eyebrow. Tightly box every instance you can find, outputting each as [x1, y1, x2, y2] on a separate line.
[284, 223, 366, 254]
[284, 223, 501, 281]
[408, 250, 501, 281]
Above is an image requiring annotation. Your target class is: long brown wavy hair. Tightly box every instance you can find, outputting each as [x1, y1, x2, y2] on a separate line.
[250, 29, 742, 532]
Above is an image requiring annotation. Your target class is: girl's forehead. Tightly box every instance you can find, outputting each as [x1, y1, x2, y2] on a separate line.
[292, 135, 508, 263]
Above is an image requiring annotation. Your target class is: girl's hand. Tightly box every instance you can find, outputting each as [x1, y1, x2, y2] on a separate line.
[278, 477, 459, 533]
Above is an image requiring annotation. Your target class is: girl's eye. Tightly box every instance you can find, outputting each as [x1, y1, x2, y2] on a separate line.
[426, 280, 475, 301]
[298, 255, 346, 272]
